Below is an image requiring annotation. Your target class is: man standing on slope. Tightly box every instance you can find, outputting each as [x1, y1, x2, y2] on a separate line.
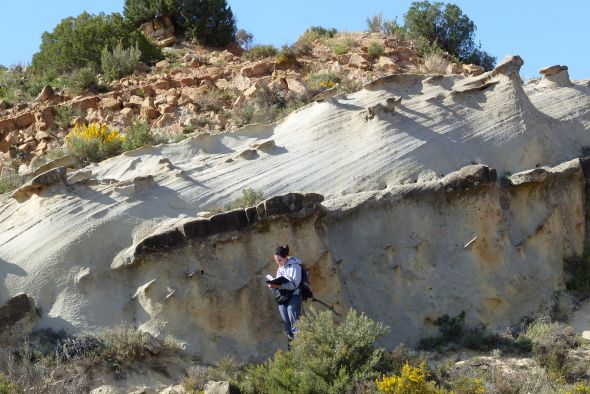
[268, 245, 302, 343]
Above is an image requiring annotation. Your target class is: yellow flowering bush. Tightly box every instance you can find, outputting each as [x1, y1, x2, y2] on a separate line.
[65, 122, 125, 162]
[307, 71, 341, 94]
[567, 383, 590, 394]
[376, 362, 448, 394]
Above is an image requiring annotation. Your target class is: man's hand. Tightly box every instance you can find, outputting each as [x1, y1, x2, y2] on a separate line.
[268, 283, 281, 289]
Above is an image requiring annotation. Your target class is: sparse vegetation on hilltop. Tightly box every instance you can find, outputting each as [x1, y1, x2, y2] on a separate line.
[366, 1, 496, 70]
[31, 12, 162, 90]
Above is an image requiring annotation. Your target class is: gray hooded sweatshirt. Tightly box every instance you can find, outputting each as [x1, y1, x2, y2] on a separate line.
[276, 257, 302, 292]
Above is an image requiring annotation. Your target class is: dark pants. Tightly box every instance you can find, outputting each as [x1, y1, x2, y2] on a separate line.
[278, 293, 301, 339]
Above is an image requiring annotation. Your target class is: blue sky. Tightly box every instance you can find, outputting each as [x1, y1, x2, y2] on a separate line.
[1, 1, 588, 80]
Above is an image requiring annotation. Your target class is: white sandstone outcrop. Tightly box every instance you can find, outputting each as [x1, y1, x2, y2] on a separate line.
[2, 55, 590, 362]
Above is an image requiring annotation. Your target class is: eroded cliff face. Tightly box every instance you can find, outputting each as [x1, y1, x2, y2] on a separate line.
[2, 55, 590, 363]
[59, 159, 582, 362]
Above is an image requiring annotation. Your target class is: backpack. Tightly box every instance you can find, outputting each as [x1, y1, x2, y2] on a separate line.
[299, 264, 313, 302]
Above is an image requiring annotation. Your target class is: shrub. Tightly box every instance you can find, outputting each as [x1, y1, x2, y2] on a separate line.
[331, 41, 349, 55]
[298, 26, 338, 43]
[194, 90, 227, 112]
[0, 67, 29, 104]
[239, 309, 389, 393]
[0, 373, 17, 394]
[0, 172, 22, 195]
[377, 343, 425, 376]
[366, 13, 403, 35]
[523, 317, 579, 378]
[463, 48, 496, 72]
[422, 51, 450, 74]
[101, 43, 142, 82]
[125, 0, 237, 47]
[66, 67, 100, 94]
[448, 377, 485, 394]
[564, 249, 590, 297]
[236, 29, 254, 50]
[231, 104, 256, 126]
[54, 106, 78, 131]
[56, 334, 105, 362]
[174, 0, 236, 47]
[276, 45, 298, 66]
[568, 383, 590, 394]
[307, 71, 341, 94]
[418, 311, 465, 350]
[225, 188, 264, 210]
[403, 1, 495, 70]
[367, 41, 385, 60]
[31, 12, 162, 82]
[375, 362, 447, 393]
[65, 123, 125, 162]
[182, 358, 240, 393]
[123, 0, 175, 26]
[244, 45, 278, 61]
[122, 121, 155, 151]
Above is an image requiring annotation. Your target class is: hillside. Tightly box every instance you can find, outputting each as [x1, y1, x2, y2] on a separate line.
[3, 17, 590, 394]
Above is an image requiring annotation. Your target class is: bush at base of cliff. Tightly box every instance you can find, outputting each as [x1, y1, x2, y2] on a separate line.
[238, 309, 389, 394]
[65, 123, 125, 163]
[375, 362, 449, 394]
[122, 121, 156, 151]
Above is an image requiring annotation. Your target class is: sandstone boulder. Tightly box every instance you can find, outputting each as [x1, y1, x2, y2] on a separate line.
[446, 62, 464, 74]
[14, 112, 35, 129]
[539, 64, 568, 76]
[204, 381, 231, 394]
[286, 78, 307, 95]
[159, 385, 185, 394]
[348, 53, 370, 69]
[463, 64, 485, 76]
[241, 61, 273, 78]
[376, 56, 399, 73]
[0, 293, 38, 345]
[70, 96, 99, 112]
[36, 85, 54, 102]
[11, 166, 68, 201]
[99, 97, 122, 111]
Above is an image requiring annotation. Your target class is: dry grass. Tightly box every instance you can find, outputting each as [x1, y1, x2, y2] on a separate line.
[0, 327, 184, 392]
[422, 52, 450, 74]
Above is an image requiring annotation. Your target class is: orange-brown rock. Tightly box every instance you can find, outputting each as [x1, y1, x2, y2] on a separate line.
[99, 97, 122, 111]
[154, 113, 175, 127]
[35, 131, 52, 141]
[141, 107, 160, 120]
[36, 85, 55, 102]
[159, 104, 175, 114]
[166, 95, 178, 106]
[0, 118, 16, 134]
[14, 112, 35, 129]
[463, 64, 485, 76]
[70, 96, 99, 112]
[348, 53, 370, 69]
[179, 76, 199, 87]
[142, 86, 156, 97]
[154, 79, 171, 90]
[240, 61, 273, 78]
